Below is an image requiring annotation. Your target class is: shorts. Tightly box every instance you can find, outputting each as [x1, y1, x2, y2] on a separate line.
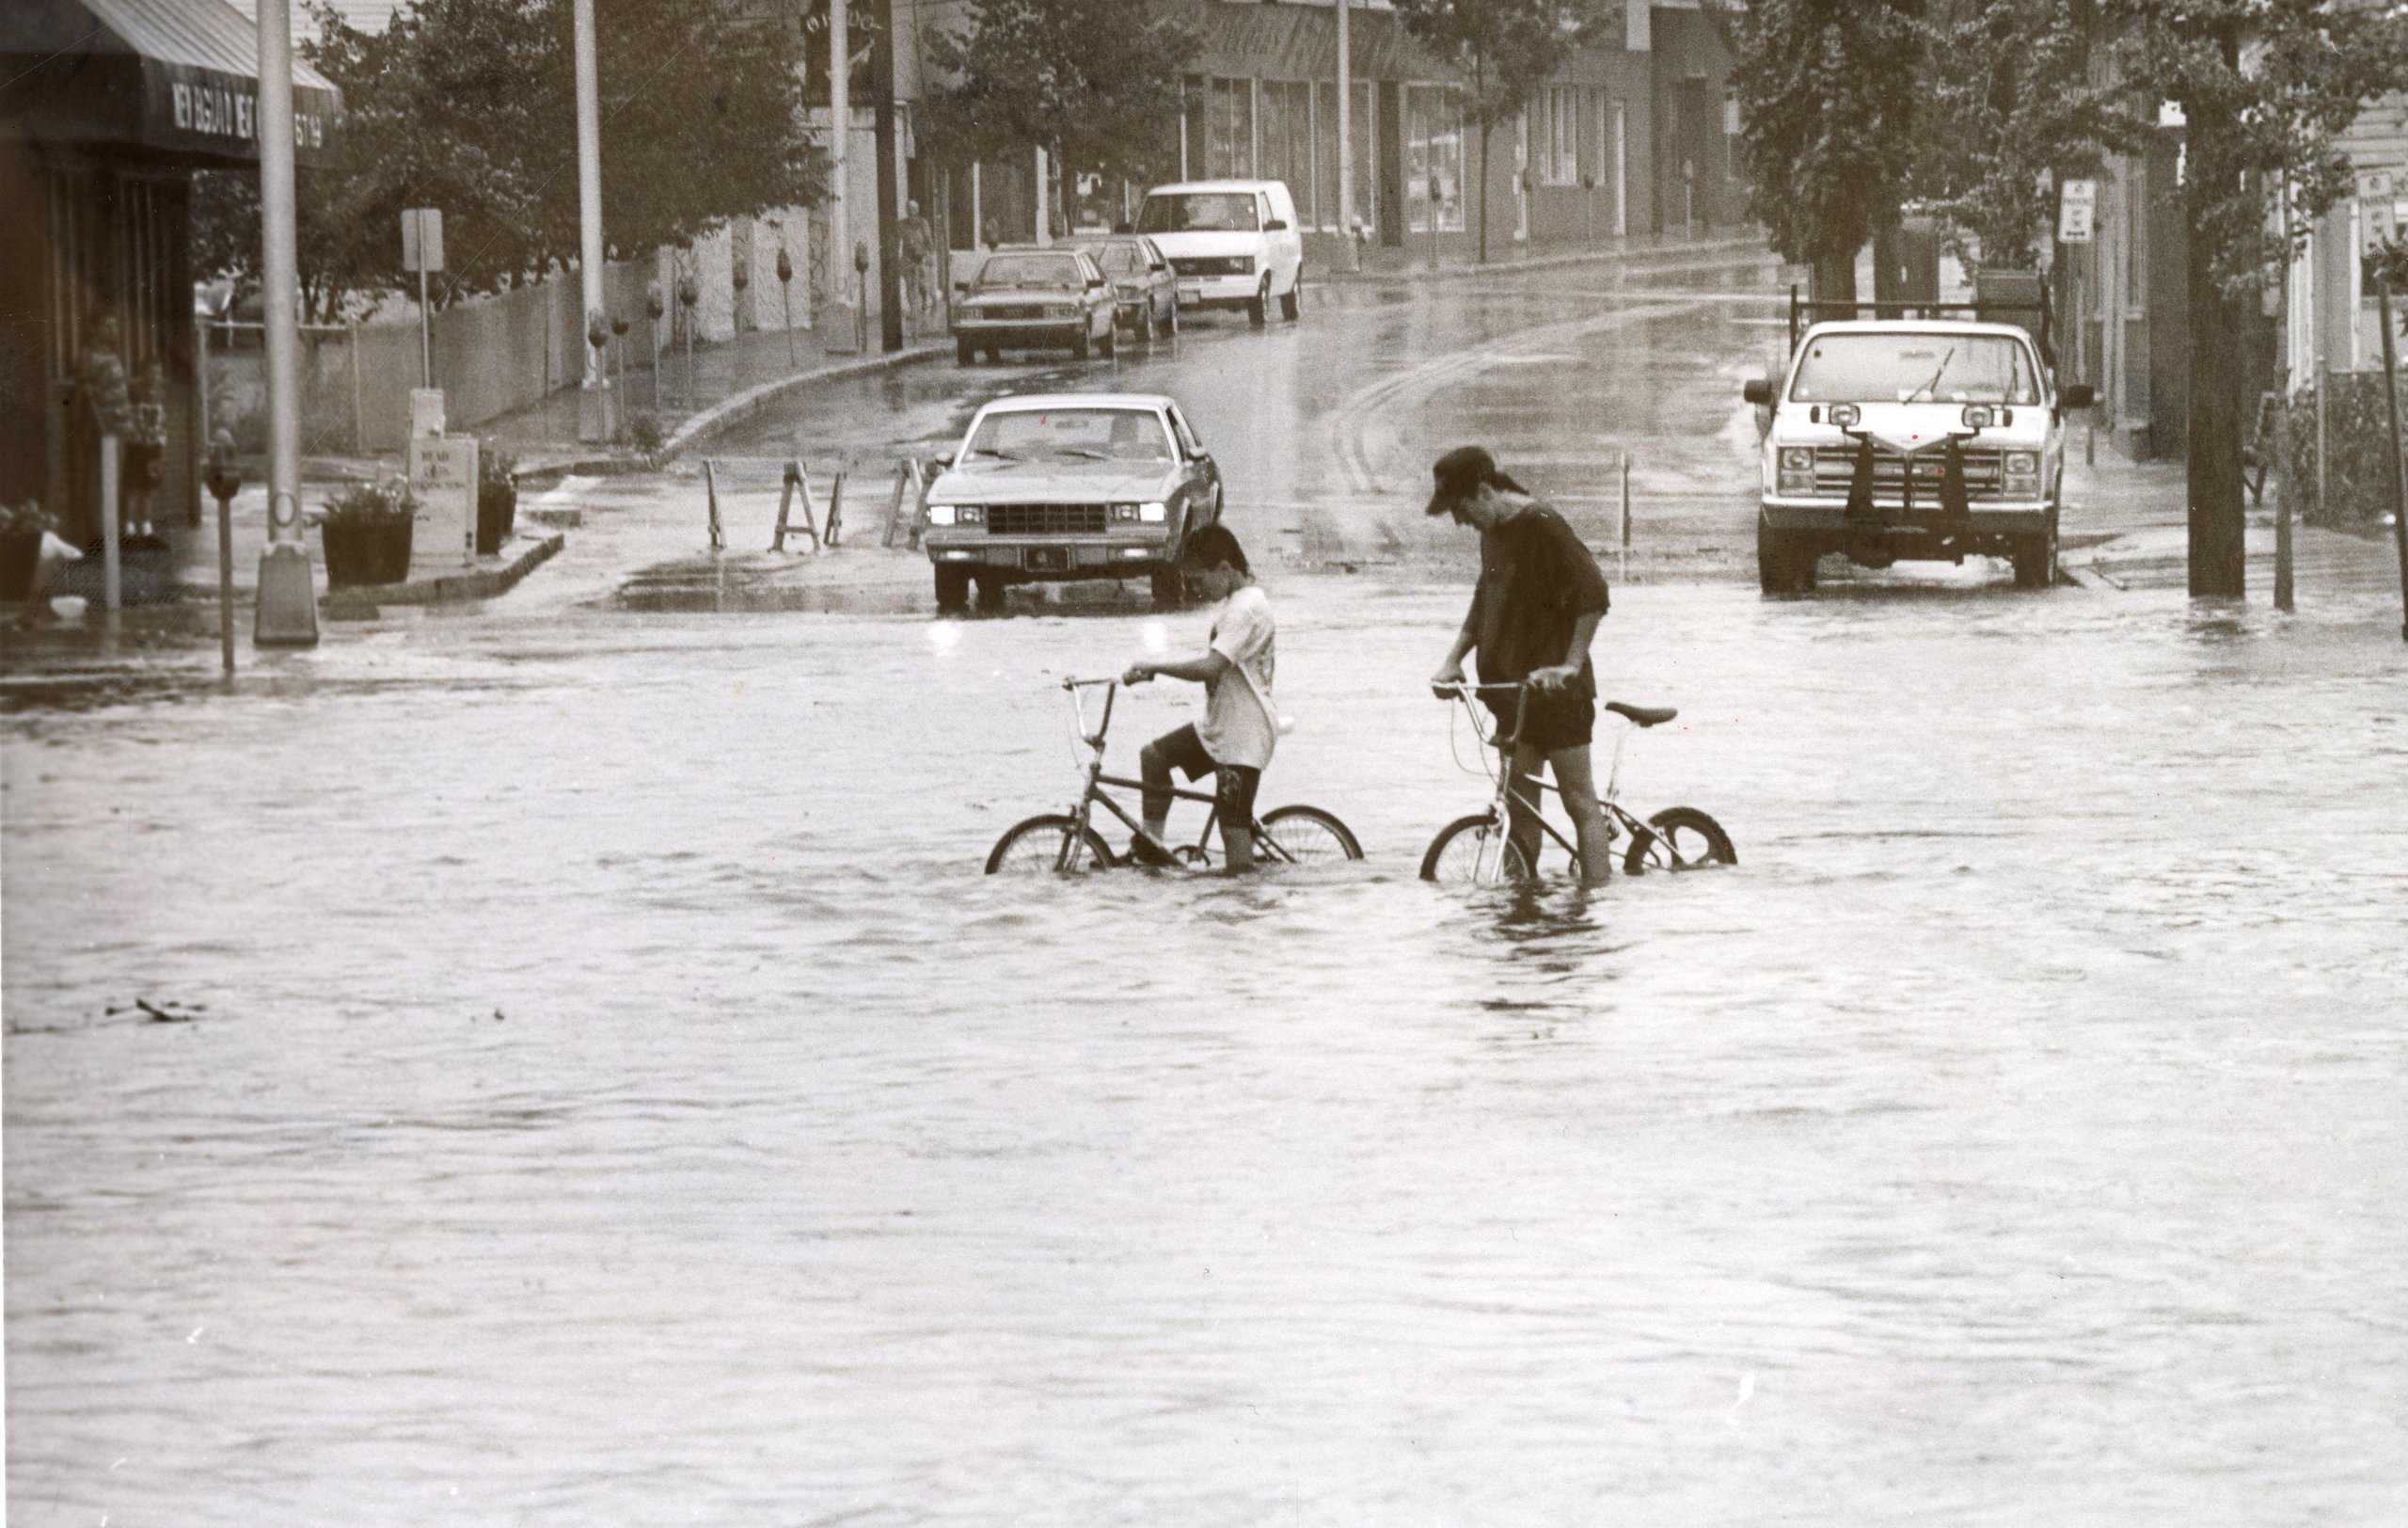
[1487, 686, 1594, 755]
[1149, 723, 1261, 824]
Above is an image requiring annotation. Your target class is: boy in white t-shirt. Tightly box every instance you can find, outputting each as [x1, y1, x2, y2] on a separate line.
[1121, 525, 1276, 872]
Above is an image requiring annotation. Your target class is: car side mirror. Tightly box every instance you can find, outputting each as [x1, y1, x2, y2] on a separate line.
[2060, 383, 2096, 410]
[1742, 377, 1773, 406]
[1264, 218, 1289, 232]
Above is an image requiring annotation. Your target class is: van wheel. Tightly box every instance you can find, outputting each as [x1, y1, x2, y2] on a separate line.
[1100, 322, 1116, 359]
[955, 336, 975, 365]
[1248, 280, 1268, 326]
[1279, 270, 1301, 321]
[1070, 327, 1089, 360]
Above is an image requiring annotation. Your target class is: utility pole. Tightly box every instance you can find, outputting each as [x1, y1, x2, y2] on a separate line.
[874, 0, 901, 353]
[828, 0, 852, 349]
[573, 0, 614, 441]
[252, 0, 316, 646]
[1337, 0, 1355, 272]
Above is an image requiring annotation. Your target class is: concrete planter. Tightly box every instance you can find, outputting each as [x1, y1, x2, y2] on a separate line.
[321, 514, 414, 587]
[477, 481, 517, 556]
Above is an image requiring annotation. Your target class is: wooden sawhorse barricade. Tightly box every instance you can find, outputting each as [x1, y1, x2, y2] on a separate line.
[702, 457, 846, 553]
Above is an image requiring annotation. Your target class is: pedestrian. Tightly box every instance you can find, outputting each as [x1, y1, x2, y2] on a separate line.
[1121, 525, 1278, 873]
[1425, 445, 1614, 884]
[897, 199, 934, 328]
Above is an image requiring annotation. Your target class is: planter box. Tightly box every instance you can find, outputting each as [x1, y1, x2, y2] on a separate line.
[322, 515, 415, 587]
[477, 481, 517, 556]
[52, 533, 181, 604]
[0, 531, 42, 602]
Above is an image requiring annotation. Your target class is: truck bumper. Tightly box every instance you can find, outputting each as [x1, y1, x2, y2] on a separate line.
[1761, 501, 2052, 536]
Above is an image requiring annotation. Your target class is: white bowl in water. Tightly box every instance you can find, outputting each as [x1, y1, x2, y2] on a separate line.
[49, 596, 88, 621]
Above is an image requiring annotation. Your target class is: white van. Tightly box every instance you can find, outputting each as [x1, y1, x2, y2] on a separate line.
[1134, 180, 1306, 326]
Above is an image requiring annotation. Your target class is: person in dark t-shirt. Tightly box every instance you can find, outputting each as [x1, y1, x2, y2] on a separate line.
[1425, 445, 1614, 884]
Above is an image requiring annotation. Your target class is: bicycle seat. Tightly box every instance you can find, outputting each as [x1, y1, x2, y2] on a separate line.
[1606, 702, 1677, 728]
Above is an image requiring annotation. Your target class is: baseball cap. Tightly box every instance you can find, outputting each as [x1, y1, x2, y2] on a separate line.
[1423, 445, 1525, 517]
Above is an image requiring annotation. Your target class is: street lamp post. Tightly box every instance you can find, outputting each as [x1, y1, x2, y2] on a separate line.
[677, 272, 699, 407]
[776, 245, 797, 369]
[572, 0, 614, 442]
[646, 284, 665, 409]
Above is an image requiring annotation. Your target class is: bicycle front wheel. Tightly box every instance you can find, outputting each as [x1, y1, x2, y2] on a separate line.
[1623, 806, 1736, 875]
[1419, 813, 1531, 884]
[1256, 804, 1363, 865]
[986, 814, 1117, 874]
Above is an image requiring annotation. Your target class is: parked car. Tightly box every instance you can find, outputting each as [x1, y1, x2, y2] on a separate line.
[953, 247, 1117, 364]
[1074, 234, 1179, 340]
[921, 392, 1225, 613]
[1134, 180, 1306, 326]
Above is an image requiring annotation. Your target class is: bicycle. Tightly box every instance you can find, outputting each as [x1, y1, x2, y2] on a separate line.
[1420, 680, 1736, 883]
[986, 677, 1365, 873]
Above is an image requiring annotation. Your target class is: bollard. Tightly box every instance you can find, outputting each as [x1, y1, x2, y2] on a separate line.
[703, 458, 724, 550]
[1620, 452, 1632, 584]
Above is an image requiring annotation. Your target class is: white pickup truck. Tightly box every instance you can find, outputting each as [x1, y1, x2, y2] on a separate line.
[1742, 286, 2095, 593]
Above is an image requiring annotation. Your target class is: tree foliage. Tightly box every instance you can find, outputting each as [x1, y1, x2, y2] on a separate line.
[1388, 0, 1592, 263]
[191, 0, 825, 319]
[1722, 0, 1924, 298]
[918, 0, 1198, 186]
[1914, 0, 2145, 269]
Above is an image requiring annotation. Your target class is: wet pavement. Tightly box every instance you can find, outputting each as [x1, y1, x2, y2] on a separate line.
[8, 247, 2408, 1525]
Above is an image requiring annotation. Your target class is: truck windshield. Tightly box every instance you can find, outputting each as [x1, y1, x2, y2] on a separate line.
[1137, 194, 1259, 233]
[1791, 334, 2038, 406]
[965, 408, 1173, 463]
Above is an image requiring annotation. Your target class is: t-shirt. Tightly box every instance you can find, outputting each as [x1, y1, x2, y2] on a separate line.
[1198, 583, 1277, 771]
[1467, 501, 1610, 695]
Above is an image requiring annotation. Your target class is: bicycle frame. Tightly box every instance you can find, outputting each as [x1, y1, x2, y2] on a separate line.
[1056, 677, 1296, 870]
[1443, 680, 1658, 879]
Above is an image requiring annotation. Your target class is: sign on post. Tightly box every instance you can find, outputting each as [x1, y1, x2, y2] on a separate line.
[2359, 169, 2399, 257]
[2057, 180, 2097, 245]
[403, 208, 444, 388]
[406, 434, 478, 577]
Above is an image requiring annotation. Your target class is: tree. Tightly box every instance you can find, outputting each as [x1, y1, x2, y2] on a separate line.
[1913, 0, 2145, 270]
[919, 0, 1198, 221]
[1389, 0, 1585, 264]
[191, 0, 824, 316]
[1722, 0, 1925, 302]
[2104, 0, 2408, 597]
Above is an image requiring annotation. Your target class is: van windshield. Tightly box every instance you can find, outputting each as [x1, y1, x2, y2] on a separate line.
[1138, 193, 1259, 233]
[1791, 333, 2039, 406]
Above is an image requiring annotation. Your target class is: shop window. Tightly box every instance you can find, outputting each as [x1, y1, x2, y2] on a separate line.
[1404, 85, 1465, 233]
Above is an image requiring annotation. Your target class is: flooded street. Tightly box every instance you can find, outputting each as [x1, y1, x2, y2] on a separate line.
[8, 572, 2407, 1523]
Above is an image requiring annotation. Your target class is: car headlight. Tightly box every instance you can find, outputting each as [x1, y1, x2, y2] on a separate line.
[1778, 447, 1815, 493]
[958, 504, 985, 525]
[1051, 302, 1080, 317]
[2003, 452, 2040, 492]
[927, 503, 956, 526]
[1137, 501, 1167, 523]
[1110, 502, 1140, 523]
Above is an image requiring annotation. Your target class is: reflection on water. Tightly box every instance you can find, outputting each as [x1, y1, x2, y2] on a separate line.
[6, 579, 2407, 1524]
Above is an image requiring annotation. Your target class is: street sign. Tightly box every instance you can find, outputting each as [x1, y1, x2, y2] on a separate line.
[406, 434, 478, 576]
[401, 208, 444, 273]
[2057, 179, 2098, 245]
[2360, 169, 2400, 256]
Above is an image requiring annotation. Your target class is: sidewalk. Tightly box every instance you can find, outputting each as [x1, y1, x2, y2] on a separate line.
[2059, 441, 2404, 596]
[1323, 227, 1766, 285]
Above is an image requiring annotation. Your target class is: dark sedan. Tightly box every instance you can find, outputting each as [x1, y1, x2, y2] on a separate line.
[1075, 235, 1179, 341]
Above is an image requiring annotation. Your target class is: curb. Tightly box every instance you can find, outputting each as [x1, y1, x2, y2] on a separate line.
[319, 533, 566, 617]
[658, 342, 951, 464]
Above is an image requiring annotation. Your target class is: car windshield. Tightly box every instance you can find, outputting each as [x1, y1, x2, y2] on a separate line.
[964, 407, 1174, 463]
[1790, 333, 2039, 406]
[1137, 193, 1259, 233]
[977, 254, 1085, 290]
[1083, 244, 1146, 276]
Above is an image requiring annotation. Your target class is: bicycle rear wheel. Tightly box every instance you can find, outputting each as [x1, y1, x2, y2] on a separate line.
[1622, 805, 1736, 875]
[1419, 813, 1531, 883]
[986, 814, 1116, 874]
[1256, 804, 1363, 865]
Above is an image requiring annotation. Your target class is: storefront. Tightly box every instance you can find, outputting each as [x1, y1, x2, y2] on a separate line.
[2, 0, 341, 543]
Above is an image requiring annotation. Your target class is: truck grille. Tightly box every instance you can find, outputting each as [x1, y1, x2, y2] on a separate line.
[988, 504, 1108, 535]
[1812, 445, 2007, 501]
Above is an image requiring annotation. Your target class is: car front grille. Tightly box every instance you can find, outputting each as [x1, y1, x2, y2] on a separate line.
[1812, 445, 2007, 501]
[988, 504, 1108, 535]
[1171, 256, 1251, 278]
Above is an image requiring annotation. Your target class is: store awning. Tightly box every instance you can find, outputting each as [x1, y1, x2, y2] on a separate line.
[0, 0, 341, 167]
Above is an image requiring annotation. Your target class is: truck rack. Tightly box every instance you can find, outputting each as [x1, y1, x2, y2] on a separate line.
[1786, 280, 2055, 371]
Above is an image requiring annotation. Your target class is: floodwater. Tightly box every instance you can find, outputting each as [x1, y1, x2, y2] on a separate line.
[7, 574, 2407, 1524]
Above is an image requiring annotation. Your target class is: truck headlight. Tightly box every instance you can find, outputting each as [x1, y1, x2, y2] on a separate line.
[1829, 404, 1860, 429]
[2003, 452, 2040, 493]
[1778, 447, 1815, 494]
[1137, 501, 1167, 523]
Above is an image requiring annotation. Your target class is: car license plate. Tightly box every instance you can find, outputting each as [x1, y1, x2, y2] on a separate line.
[1024, 547, 1072, 572]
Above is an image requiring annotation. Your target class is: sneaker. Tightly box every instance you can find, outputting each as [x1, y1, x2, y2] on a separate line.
[1127, 834, 1179, 868]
